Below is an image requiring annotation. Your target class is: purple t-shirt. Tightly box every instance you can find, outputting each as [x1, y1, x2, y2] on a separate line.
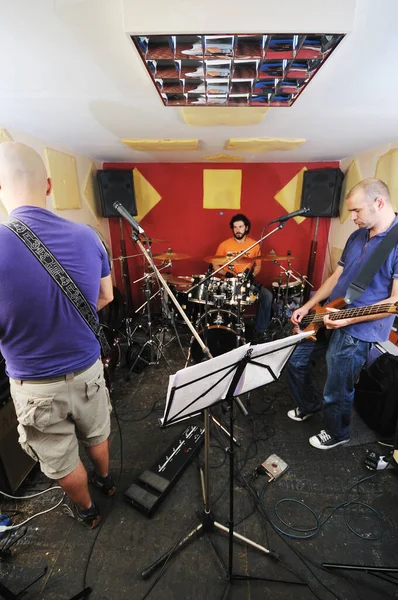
[330, 215, 398, 342]
[0, 207, 110, 379]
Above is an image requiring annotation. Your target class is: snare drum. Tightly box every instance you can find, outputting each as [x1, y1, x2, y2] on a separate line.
[190, 309, 245, 363]
[272, 280, 302, 301]
[188, 274, 222, 305]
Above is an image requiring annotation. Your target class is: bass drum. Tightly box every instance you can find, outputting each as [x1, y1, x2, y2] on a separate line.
[190, 309, 245, 364]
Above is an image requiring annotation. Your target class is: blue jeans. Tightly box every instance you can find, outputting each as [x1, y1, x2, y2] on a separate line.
[287, 329, 371, 441]
[255, 286, 273, 331]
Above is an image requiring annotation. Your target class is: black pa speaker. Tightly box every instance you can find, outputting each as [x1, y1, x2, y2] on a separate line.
[301, 168, 344, 218]
[97, 170, 137, 218]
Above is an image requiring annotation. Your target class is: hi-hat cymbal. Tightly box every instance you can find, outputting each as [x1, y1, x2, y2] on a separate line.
[204, 255, 256, 265]
[153, 252, 191, 260]
[143, 238, 169, 243]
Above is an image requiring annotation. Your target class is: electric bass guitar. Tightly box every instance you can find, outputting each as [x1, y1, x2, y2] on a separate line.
[298, 297, 398, 338]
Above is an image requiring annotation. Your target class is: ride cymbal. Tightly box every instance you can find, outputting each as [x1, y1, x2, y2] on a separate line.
[204, 255, 256, 265]
[153, 252, 191, 260]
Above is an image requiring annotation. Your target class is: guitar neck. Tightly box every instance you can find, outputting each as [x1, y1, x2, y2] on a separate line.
[301, 302, 395, 327]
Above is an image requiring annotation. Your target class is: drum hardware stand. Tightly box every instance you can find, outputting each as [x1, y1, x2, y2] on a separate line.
[125, 271, 173, 378]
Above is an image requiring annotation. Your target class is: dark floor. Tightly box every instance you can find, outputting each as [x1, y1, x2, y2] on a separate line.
[1, 321, 398, 600]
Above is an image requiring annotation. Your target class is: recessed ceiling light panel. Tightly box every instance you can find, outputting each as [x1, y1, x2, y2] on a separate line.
[132, 33, 344, 107]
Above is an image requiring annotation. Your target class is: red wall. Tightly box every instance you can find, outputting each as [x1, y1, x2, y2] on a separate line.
[104, 161, 338, 308]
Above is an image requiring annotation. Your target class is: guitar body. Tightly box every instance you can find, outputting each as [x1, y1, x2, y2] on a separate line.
[301, 298, 346, 335]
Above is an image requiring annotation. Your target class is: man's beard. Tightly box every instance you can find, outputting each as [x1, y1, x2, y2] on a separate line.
[234, 231, 245, 240]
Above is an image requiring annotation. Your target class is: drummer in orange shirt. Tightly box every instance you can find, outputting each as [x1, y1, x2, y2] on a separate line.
[215, 214, 273, 338]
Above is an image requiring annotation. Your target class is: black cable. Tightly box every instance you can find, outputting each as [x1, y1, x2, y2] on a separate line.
[116, 398, 163, 422]
[82, 387, 124, 590]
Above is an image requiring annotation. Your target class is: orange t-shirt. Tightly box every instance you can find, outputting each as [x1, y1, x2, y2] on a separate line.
[215, 237, 261, 275]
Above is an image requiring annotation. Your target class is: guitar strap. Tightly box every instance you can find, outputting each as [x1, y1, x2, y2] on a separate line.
[344, 222, 398, 304]
[2, 217, 111, 356]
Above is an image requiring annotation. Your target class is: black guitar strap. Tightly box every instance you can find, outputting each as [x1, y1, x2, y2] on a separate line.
[2, 217, 111, 356]
[344, 222, 398, 304]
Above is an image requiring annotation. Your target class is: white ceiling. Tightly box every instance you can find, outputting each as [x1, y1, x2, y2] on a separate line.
[1, 0, 397, 163]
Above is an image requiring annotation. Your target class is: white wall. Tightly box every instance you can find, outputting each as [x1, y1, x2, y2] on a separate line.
[0, 126, 110, 246]
[323, 140, 398, 279]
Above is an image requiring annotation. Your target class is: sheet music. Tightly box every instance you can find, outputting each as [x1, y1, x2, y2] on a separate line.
[162, 332, 314, 426]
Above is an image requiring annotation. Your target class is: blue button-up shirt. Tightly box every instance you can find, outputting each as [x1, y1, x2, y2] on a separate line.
[330, 214, 398, 342]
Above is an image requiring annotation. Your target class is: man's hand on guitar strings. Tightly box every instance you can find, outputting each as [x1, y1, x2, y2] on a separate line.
[291, 307, 309, 326]
[324, 307, 352, 329]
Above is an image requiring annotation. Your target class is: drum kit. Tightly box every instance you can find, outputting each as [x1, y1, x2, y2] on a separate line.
[126, 247, 312, 366]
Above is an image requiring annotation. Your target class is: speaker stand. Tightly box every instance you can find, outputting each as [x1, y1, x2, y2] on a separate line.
[304, 216, 319, 303]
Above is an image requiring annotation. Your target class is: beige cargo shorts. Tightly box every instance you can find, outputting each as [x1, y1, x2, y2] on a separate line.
[10, 359, 112, 480]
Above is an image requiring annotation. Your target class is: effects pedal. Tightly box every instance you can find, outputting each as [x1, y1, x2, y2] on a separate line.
[365, 449, 380, 471]
[258, 454, 288, 481]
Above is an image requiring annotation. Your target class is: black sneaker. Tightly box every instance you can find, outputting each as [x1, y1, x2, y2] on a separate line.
[62, 496, 102, 529]
[287, 407, 314, 422]
[91, 472, 116, 497]
[309, 430, 349, 450]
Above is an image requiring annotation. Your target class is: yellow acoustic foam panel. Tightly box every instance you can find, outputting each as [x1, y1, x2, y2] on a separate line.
[133, 168, 162, 222]
[121, 139, 199, 152]
[83, 164, 101, 224]
[226, 138, 306, 152]
[44, 148, 81, 210]
[339, 160, 362, 223]
[0, 129, 13, 143]
[203, 169, 242, 210]
[205, 154, 245, 162]
[181, 107, 269, 127]
[376, 149, 398, 211]
[274, 167, 308, 224]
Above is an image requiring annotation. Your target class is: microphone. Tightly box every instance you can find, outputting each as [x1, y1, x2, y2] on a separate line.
[113, 201, 144, 234]
[269, 207, 309, 224]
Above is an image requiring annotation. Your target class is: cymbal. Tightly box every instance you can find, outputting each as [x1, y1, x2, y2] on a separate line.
[143, 238, 169, 243]
[204, 255, 256, 265]
[259, 254, 298, 261]
[153, 252, 191, 260]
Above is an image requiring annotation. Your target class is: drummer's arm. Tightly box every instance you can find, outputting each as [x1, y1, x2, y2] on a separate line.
[253, 260, 261, 278]
[215, 240, 231, 274]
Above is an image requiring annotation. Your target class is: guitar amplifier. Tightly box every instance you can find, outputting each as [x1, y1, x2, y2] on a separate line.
[0, 397, 37, 492]
[0, 355, 36, 492]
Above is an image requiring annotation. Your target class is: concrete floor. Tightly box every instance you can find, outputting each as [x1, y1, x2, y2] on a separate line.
[1, 322, 398, 600]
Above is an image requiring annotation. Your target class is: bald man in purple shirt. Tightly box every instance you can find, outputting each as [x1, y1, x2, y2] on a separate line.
[0, 142, 114, 528]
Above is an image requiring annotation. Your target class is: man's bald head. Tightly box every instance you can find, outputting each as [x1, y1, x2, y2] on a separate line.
[347, 178, 391, 205]
[0, 142, 50, 212]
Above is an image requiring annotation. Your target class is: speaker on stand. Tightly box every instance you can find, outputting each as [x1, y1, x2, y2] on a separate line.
[97, 169, 136, 316]
[97, 170, 137, 218]
[300, 168, 344, 302]
[301, 168, 344, 218]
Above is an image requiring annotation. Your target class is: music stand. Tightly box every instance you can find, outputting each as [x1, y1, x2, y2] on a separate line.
[142, 330, 314, 597]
